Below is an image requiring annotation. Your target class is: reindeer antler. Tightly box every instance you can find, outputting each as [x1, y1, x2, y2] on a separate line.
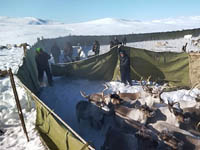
[196, 121, 200, 131]
[101, 83, 109, 97]
[167, 100, 174, 113]
[146, 75, 151, 83]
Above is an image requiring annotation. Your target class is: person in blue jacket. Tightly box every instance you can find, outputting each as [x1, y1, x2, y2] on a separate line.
[35, 48, 53, 86]
[119, 50, 132, 86]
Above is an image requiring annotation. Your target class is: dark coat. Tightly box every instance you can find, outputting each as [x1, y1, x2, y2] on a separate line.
[92, 41, 100, 54]
[120, 54, 130, 72]
[51, 44, 60, 57]
[114, 38, 119, 46]
[35, 51, 51, 70]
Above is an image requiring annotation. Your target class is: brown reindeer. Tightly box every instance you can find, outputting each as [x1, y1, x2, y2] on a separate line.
[80, 84, 124, 107]
[150, 121, 200, 150]
[80, 84, 109, 107]
[116, 91, 141, 101]
[114, 103, 156, 125]
[158, 129, 184, 150]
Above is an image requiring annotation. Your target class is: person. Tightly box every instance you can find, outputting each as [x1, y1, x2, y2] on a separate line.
[92, 40, 100, 55]
[64, 42, 73, 62]
[122, 36, 127, 45]
[113, 36, 119, 46]
[109, 40, 114, 49]
[51, 42, 61, 64]
[76, 43, 86, 60]
[119, 50, 132, 86]
[35, 48, 53, 86]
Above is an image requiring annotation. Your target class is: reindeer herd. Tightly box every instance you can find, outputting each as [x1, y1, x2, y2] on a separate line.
[76, 79, 200, 150]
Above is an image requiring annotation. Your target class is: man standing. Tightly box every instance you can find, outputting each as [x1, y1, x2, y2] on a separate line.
[64, 42, 73, 62]
[35, 48, 53, 86]
[113, 36, 119, 46]
[92, 40, 100, 55]
[122, 36, 127, 45]
[51, 42, 61, 64]
[119, 50, 132, 86]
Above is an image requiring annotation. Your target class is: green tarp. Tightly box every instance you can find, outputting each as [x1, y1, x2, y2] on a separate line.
[52, 48, 118, 81]
[52, 46, 190, 87]
[35, 100, 90, 150]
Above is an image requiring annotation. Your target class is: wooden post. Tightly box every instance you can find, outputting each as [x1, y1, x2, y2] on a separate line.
[8, 68, 29, 142]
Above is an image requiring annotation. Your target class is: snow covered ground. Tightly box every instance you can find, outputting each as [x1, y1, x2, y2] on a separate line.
[1, 16, 200, 150]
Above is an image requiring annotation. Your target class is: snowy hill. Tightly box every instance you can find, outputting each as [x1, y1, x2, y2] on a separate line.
[0, 16, 58, 25]
[1, 16, 200, 45]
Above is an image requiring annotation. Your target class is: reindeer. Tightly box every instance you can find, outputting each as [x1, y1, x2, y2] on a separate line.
[101, 127, 138, 150]
[157, 129, 184, 150]
[125, 119, 182, 150]
[116, 91, 141, 101]
[114, 103, 156, 125]
[158, 101, 190, 127]
[136, 76, 167, 108]
[80, 84, 109, 107]
[149, 121, 200, 150]
[180, 106, 200, 135]
[76, 100, 106, 130]
[80, 84, 125, 108]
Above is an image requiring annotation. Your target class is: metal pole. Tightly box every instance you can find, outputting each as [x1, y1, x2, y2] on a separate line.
[8, 68, 29, 142]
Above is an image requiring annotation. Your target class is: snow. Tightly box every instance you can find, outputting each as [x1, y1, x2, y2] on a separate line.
[1, 16, 200, 150]
[0, 47, 24, 73]
[1, 16, 200, 45]
[0, 77, 45, 150]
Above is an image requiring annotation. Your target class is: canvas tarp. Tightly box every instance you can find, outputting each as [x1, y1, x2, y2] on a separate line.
[52, 46, 191, 87]
[17, 46, 40, 94]
[52, 47, 119, 81]
[129, 48, 190, 87]
[35, 98, 90, 150]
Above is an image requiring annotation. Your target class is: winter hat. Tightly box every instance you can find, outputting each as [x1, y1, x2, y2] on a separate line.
[36, 47, 42, 53]
[119, 50, 125, 54]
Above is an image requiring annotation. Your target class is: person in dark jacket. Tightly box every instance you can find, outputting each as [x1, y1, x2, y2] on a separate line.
[64, 42, 73, 62]
[122, 36, 127, 45]
[113, 36, 119, 46]
[92, 40, 100, 55]
[110, 40, 114, 49]
[51, 42, 61, 64]
[35, 48, 53, 86]
[119, 50, 132, 86]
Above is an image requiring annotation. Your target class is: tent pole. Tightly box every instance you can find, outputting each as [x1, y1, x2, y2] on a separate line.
[8, 68, 29, 142]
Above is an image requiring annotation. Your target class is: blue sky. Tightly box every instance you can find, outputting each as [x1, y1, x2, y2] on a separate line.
[1, 0, 200, 23]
